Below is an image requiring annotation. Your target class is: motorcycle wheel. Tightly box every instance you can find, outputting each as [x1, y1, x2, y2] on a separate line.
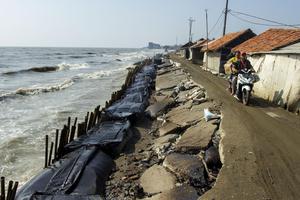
[242, 89, 250, 105]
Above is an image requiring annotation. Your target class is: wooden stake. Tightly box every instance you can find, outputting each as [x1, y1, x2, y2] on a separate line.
[87, 112, 94, 131]
[45, 135, 49, 168]
[0, 177, 5, 200]
[48, 142, 54, 166]
[10, 181, 18, 200]
[6, 181, 13, 200]
[69, 125, 76, 142]
[67, 117, 71, 133]
[54, 129, 59, 160]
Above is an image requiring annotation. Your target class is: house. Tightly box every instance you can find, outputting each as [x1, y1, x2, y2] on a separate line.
[190, 39, 209, 64]
[179, 41, 195, 59]
[202, 29, 256, 73]
[233, 28, 300, 113]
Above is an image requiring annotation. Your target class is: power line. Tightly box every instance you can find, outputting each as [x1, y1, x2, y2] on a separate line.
[209, 10, 225, 35]
[230, 10, 300, 28]
[229, 12, 282, 27]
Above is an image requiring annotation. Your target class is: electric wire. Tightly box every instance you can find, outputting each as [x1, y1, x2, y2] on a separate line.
[209, 9, 225, 35]
[228, 12, 282, 27]
[229, 9, 300, 28]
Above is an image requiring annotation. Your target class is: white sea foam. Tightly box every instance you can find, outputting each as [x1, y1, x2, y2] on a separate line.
[57, 62, 89, 71]
[15, 80, 74, 95]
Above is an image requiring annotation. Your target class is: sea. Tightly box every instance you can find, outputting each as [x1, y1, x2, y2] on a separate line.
[0, 47, 163, 185]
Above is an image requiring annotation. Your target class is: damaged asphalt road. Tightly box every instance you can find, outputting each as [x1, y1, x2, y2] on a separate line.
[171, 54, 300, 200]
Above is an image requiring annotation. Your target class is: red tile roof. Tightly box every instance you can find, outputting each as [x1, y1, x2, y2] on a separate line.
[233, 28, 300, 53]
[202, 29, 255, 51]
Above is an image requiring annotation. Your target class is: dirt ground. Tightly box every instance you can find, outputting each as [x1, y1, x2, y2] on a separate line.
[170, 54, 300, 200]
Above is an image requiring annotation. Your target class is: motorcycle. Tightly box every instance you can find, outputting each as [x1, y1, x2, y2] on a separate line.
[234, 68, 258, 105]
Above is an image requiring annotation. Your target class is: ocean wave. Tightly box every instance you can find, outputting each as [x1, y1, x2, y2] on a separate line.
[0, 64, 130, 101]
[0, 79, 74, 101]
[2, 63, 89, 75]
[3, 66, 59, 75]
[57, 62, 89, 71]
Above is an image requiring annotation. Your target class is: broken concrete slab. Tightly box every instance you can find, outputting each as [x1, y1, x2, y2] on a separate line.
[153, 134, 179, 147]
[140, 164, 176, 194]
[158, 89, 173, 97]
[158, 122, 180, 137]
[153, 94, 168, 102]
[144, 184, 199, 200]
[166, 108, 202, 127]
[176, 120, 217, 152]
[145, 98, 174, 118]
[156, 70, 187, 91]
[163, 153, 207, 187]
[175, 90, 191, 103]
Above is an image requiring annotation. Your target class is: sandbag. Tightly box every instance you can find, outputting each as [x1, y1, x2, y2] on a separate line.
[16, 148, 114, 200]
[65, 121, 131, 155]
[29, 194, 104, 200]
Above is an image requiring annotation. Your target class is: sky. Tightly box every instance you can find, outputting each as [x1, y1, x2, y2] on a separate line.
[0, 0, 299, 48]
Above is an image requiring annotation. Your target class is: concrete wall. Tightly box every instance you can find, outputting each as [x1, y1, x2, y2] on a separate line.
[249, 54, 300, 113]
[179, 50, 185, 57]
[206, 52, 221, 73]
[188, 48, 193, 60]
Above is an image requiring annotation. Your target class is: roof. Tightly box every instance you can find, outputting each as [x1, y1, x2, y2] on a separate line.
[181, 41, 194, 49]
[233, 28, 300, 53]
[202, 29, 256, 51]
[191, 39, 209, 49]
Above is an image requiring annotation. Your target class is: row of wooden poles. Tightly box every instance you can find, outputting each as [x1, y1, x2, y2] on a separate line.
[0, 177, 18, 200]
[44, 59, 152, 168]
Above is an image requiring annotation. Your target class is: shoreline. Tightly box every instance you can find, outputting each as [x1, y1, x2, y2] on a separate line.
[6, 56, 224, 200]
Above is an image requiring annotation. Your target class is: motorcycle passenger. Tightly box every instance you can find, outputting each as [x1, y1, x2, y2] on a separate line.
[227, 51, 241, 95]
[232, 52, 254, 98]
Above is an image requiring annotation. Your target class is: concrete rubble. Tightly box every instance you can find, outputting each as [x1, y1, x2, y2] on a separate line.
[140, 164, 176, 194]
[105, 57, 223, 200]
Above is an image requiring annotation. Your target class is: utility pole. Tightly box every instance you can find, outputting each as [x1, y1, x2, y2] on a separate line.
[188, 17, 195, 42]
[205, 9, 209, 70]
[223, 0, 229, 36]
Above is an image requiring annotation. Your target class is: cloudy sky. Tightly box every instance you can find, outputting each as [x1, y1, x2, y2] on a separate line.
[0, 0, 299, 48]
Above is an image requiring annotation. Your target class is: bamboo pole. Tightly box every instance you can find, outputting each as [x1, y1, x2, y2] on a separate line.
[67, 117, 71, 133]
[87, 112, 94, 131]
[54, 129, 59, 160]
[6, 181, 13, 200]
[10, 181, 18, 200]
[45, 135, 49, 168]
[48, 142, 54, 167]
[0, 177, 5, 200]
[69, 125, 76, 142]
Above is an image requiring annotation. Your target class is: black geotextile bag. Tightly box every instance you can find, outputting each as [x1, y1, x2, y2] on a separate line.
[16, 147, 114, 200]
[29, 194, 104, 200]
[64, 120, 131, 156]
[105, 65, 156, 119]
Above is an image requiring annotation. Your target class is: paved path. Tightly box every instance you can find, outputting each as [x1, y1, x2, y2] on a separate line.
[171, 55, 300, 200]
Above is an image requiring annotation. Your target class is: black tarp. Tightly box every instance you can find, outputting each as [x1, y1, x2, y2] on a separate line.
[64, 120, 131, 156]
[105, 64, 156, 119]
[16, 147, 114, 200]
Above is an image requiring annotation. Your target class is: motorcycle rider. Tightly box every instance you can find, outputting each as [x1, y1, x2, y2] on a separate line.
[227, 51, 241, 95]
[232, 52, 254, 99]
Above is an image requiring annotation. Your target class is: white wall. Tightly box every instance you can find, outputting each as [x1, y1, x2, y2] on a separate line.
[206, 52, 221, 73]
[188, 48, 193, 60]
[249, 54, 300, 113]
